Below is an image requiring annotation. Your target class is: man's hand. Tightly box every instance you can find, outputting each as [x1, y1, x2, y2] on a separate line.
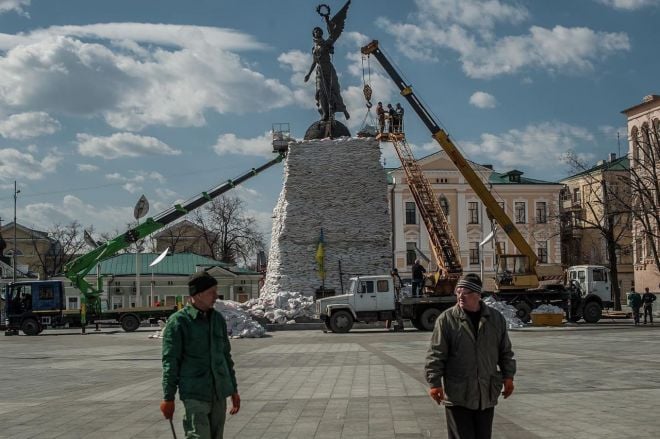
[428, 387, 444, 405]
[160, 400, 175, 419]
[502, 378, 514, 399]
[229, 392, 241, 415]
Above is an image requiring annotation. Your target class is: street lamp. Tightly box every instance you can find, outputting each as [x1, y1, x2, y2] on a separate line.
[12, 181, 20, 282]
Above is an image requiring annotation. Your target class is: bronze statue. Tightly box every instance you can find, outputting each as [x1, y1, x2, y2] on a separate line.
[304, 2, 351, 122]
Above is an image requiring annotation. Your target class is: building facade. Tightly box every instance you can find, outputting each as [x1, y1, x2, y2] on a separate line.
[153, 219, 214, 258]
[0, 222, 55, 280]
[559, 154, 633, 293]
[388, 151, 563, 290]
[622, 94, 660, 292]
[53, 252, 260, 310]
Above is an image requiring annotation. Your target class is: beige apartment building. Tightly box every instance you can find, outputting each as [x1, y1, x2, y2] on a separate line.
[622, 94, 660, 292]
[559, 154, 633, 293]
[388, 151, 563, 290]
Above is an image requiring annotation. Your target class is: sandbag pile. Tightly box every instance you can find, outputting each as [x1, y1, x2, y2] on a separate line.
[241, 291, 316, 324]
[483, 297, 525, 329]
[214, 300, 266, 338]
[531, 304, 564, 315]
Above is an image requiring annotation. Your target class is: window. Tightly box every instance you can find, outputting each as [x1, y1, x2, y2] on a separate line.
[536, 202, 547, 224]
[469, 242, 480, 265]
[468, 202, 479, 224]
[537, 241, 548, 263]
[406, 242, 416, 266]
[439, 196, 449, 216]
[515, 202, 526, 224]
[360, 281, 374, 293]
[67, 296, 79, 310]
[39, 286, 54, 300]
[405, 202, 416, 224]
[377, 280, 389, 292]
[573, 188, 581, 204]
[593, 269, 607, 282]
[167, 281, 174, 286]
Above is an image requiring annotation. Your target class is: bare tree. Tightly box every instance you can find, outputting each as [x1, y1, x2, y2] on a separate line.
[192, 195, 264, 265]
[31, 221, 91, 278]
[561, 152, 633, 310]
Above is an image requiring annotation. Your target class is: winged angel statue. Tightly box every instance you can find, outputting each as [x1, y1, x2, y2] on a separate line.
[304, 1, 351, 122]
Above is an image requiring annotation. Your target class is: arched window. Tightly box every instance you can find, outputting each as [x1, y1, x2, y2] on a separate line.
[438, 196, 449, 216]
[631, 126, 639, 163]
[641, 122, 651, 163]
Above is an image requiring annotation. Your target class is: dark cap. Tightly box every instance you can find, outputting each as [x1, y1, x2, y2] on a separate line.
[188, 271, 218, 296]
[455, 273, 482, 294]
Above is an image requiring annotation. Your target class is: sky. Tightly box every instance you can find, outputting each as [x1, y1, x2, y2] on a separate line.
[0, 0, 658, 248]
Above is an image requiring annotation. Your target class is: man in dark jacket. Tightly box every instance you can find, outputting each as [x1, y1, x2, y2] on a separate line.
[629, 287, 642, 326]
[161, 271, 240, 438]
[425, 273, 516, 439]
[642, 287, 656, 325]
[411, 259, 426, 298]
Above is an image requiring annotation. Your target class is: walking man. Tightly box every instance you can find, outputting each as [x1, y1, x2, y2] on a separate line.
[629, 286, 642, 326]
[411, 259, 426, 298]
[161, 271, 240, 438]
[376, 102, 385, 133]
[642, 287, 656, 325]
[425, 273, 516, 439]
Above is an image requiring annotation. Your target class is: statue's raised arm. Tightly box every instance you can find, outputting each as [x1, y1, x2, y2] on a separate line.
[323, 0, 350, 44]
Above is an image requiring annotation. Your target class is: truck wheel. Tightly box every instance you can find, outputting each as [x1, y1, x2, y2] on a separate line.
[583, 302, 602, 323]
[420, 308, 441, 331]
[120, 315, 141, 332]
[21, 318, 40, 336]
[515, 302, 532, 323]
[329, 310, 353, 333]
[410, 317, 425, 331]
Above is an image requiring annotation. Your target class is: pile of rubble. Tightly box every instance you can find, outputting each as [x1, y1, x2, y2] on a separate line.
[531, 304, 564, 314]
[241, 291, 315, 324]
[214, 300, 266, 338]
[483, 297, 525, 329]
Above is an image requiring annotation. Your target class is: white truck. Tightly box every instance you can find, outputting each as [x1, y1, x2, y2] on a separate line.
[315, 275, 455, 333]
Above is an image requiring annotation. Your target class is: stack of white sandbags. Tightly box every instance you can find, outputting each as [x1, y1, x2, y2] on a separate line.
[531, 304, 564, 314]
[483, 296, 525, 329]
[242, 291, 316, 323]
[215, 300, 266, 338]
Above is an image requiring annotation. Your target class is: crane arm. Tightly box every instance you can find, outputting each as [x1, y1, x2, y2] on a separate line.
[64, 153, 286, 305]
[361, 40, 538, 270]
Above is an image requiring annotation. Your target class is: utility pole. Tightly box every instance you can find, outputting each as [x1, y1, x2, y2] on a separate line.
[13, 181, 20, 283]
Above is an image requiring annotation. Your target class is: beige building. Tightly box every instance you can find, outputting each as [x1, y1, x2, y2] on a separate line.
[622, 94, 660, 292]
[0, 222, 56, 280]
[388, 151, 563, 290]
[153, 220, 214, 258]
[559, 155, 633, 293]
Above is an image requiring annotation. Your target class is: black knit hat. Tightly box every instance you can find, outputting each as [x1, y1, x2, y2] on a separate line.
[455, 273, 482, 294]
[188, 271, 218, 296]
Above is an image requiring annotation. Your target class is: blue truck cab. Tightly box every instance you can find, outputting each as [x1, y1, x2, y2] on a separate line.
[4, 281, 65, 336]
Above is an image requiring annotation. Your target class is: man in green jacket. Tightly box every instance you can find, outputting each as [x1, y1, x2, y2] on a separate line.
[425, 273, 516, 439]
[160, 271, 240, 439]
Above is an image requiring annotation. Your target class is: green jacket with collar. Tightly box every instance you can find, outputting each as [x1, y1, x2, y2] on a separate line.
[425, 302, 516, 410]
[162, 304, 238, 402]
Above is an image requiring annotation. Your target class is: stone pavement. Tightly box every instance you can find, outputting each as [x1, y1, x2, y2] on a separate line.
[1, 321, 659, 438]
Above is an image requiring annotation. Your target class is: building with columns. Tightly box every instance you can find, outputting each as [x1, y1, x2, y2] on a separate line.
[388, 151, 563, 290]
[622, 94, 660, 292]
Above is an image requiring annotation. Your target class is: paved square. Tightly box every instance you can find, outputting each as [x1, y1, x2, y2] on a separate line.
[0, 323, 657, 438]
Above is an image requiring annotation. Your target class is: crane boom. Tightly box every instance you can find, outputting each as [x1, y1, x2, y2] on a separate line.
[64, 152, 285, 321]
[362, 40, 539, 289]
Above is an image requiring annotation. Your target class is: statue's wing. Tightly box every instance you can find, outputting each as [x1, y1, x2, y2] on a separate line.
[328, 0, 351, 42]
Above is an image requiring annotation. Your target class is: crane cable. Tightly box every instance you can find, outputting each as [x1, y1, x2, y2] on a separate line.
[359, 55, 376, 133]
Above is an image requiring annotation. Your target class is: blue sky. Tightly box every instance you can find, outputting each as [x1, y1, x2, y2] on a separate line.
[0, 0, 657, 243]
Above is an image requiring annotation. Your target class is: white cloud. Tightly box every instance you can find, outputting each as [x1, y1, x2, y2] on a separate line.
[0, 112, 60, 139]
[213, 132, 273, 158]
[0, 0, 29, 15]
[377, 3, 630, 78]
[77, 163, 99, 172]
[0, 148, 61, 181]
[460, 122, 596, 172]
[469, 91, 497, 108]
[77, 132, 181, 159]
[105, 170, 166, 193]
[595, 0, 660, 10]
[0, 26, 294, 130]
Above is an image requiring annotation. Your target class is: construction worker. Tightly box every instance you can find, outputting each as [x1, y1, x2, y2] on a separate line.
[411, 259, 426, 298]
[161, 271, 240, 438]
[628, 287, 642, 326]
[376, 102, 386, 133]
[387, 103, 396, 132]
[394, 103, 404, 132]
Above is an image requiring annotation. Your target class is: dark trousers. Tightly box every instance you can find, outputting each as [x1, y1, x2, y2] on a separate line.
[445, 406, 495, 439]
[644, 305, 653, 323]
[633, 306, 641, 324]
[412, 279, 423, 297]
